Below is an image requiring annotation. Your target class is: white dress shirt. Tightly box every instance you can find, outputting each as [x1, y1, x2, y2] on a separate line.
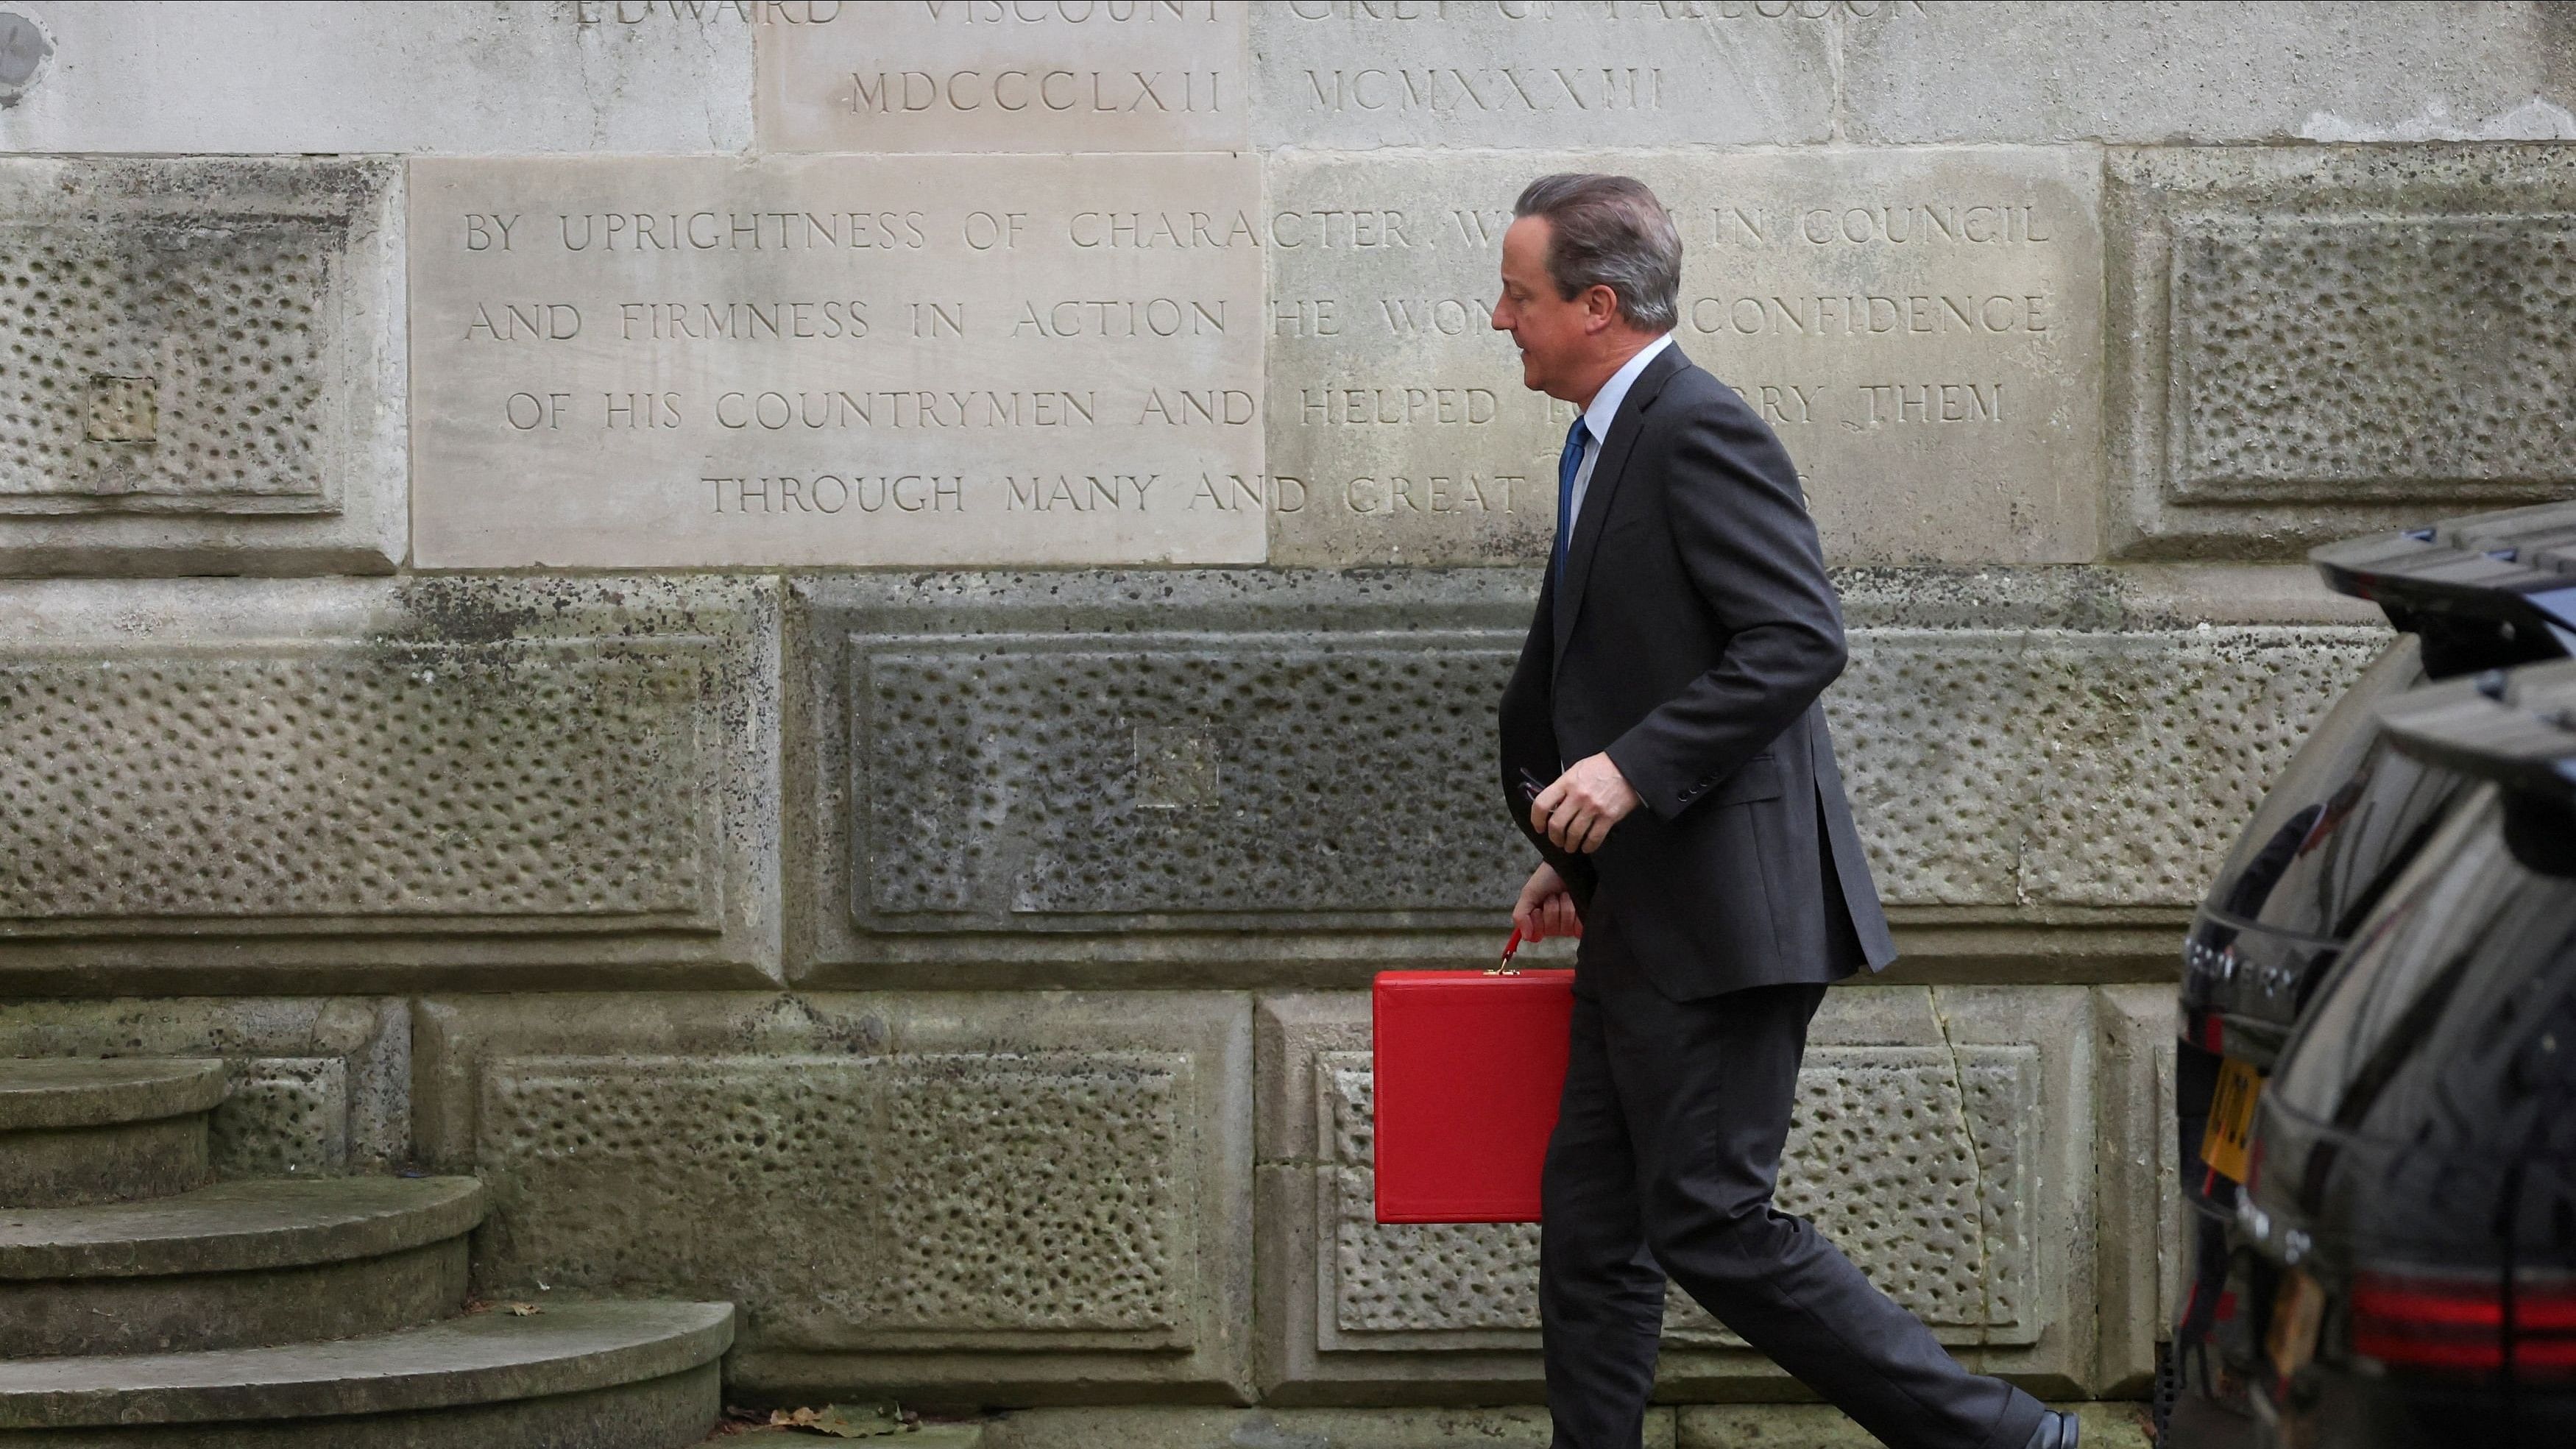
[1566, 332, 1674, 531]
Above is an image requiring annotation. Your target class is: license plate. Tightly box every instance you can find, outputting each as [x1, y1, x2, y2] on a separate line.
[2202, 1056, 2262, 1183]
[2268, 1267, 2324, 1378]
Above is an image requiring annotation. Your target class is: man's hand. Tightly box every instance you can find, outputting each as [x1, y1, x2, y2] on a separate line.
[1532, 752, 1641, 853]
[1513, 862, 1582, 941]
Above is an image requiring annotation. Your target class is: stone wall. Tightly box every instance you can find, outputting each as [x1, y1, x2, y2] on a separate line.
[5, 0, 2571, 1418]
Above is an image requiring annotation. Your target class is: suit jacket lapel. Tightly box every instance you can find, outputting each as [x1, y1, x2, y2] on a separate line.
[1552, 345, 1687, 673]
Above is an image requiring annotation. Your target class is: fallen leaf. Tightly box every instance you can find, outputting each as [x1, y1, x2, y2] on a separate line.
[754, 1403, 933, 1437]
[806, 1402, 913, 1438]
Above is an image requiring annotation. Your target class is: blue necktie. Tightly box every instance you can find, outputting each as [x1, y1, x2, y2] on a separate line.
[1553, 417, 1588, 587]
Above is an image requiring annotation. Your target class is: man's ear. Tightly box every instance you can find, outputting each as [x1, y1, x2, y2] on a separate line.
[1582, 283, 1621, 335]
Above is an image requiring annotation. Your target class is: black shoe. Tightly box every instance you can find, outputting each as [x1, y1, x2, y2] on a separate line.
[2023, 1410, 2080, 1449]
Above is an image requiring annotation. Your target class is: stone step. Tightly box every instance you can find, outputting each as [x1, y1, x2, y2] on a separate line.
[0, 1299, 734, 1449]
[0, 1060, 226, 1208]
[0, 1176, 486, 1357]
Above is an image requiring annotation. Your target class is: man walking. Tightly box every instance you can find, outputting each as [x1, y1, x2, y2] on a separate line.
[1491, 174, 2077, 1449]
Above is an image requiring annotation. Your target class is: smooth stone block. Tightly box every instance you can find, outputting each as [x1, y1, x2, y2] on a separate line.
[0, 1001, 408, 1174]
[0, 1059, 224, 1133]
[1253, 987, 2099, 1398]
[2094, 984, 2182, 1395]
[0, 1300, 733, 1440]
[1246, 0, 1837, 150]
[414, 991, 1253, 1401]
[1, 1116, 208, 1210]
[2107, 144, 2576, 557]
[408, 154, 1266, 569]
[0, 1059, 222, 1207]
[0, 578, 781, 991]
[0, 1176, 483, 1356]
[0, 157, 403, 575]
[1263, 148, 2102, 567]
[0, 1, 753, 154]
[1844, 1, 2576, 145]
[759, 1, 1249, 152]
[0, 1367, 721, 1449]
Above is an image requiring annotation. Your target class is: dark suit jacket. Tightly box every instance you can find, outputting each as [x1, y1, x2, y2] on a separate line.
[1498, 344, 1897, 1000]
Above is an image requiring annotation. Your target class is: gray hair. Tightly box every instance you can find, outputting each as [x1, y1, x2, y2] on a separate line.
[1512, 174, 1682, 332]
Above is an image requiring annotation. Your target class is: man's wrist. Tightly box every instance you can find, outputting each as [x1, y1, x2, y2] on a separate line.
[1599, 739, 1674, 820]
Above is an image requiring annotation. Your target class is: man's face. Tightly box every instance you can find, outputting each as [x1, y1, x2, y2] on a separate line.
[1492, 215, 1598, 401]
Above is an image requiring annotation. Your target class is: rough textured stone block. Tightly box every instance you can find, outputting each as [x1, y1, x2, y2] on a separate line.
[0, 998, 409, 1173]
[0, 157, 403, 575]
[408, 153, 1264, 569]
[0, 1, 753, 154]
[1263, 149, 2102, 567]
[790, 569, 2379, 982]
[1844, 1, 2576, 145]
[414, 991, 1252, 1401]
[1828, 627, 2385, 910]
[760, 1, 1249, 152]
[2095, 984, 2182, 1395]
[1247, 1, 1838, 149]
[2108, 144, 2576, 557]
[0, 576, 780, 991]
[788, 570, 1535, 980]
[1254, 987, 2098, 1400]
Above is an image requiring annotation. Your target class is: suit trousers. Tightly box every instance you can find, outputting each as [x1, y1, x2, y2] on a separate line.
[1538, 951, 2048, 1449]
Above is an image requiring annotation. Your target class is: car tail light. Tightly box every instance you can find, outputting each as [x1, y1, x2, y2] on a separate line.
[2349, 1269, 2576, 1375]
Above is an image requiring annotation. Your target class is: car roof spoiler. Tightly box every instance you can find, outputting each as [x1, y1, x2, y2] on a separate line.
[2312, 500, 2576, 656]
[2377, 658, 2576, 807]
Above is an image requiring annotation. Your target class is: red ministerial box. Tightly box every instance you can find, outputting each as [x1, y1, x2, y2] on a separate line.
[1370, 968, 1575, 1224]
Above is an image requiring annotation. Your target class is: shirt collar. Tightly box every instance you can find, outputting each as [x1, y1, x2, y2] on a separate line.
[1579, 332, 1674, 444]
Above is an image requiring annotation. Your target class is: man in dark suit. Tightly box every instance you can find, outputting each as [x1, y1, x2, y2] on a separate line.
[1492, 174, 2076, 1449]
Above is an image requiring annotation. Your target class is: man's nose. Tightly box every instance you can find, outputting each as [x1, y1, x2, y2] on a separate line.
[1490, 298, 1510, 330]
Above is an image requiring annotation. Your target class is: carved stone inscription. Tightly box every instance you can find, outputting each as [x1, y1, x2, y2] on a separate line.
[757, 0, 1250, 152]
[1248, 1, 1862, 149]
[1266, 148, 2103, 567]
[408, 155, 1264, 568]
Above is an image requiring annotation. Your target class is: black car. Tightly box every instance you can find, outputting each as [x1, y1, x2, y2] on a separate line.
[2234, 658, 2576, 1447]
[2167, 501, 2576, 1444]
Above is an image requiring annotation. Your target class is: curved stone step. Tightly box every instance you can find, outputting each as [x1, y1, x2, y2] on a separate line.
[0, 1299, 733, 1449]
[0, 1060, 225, 1208]
[0, 1176, 485, 1356]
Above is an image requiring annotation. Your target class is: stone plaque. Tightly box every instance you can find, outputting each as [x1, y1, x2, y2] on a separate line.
[408, 155, 1265, 568]
[1266, 148, 2103, 566]
[1247, 0, 1841, 150]
[759, 0, 1250, 152]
